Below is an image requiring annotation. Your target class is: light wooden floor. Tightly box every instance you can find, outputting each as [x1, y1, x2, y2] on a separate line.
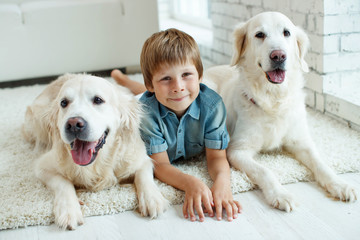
[1, 173, 359, 240]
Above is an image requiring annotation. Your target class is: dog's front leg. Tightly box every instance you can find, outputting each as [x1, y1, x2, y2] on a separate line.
[134, 157, 169, 218]
[284, 137, 357, 202]
[227, 148, 296, 212]
[35, 154, 84, 230]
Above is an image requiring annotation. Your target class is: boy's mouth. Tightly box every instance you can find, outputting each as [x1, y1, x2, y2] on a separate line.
[170, 95, 188, 101]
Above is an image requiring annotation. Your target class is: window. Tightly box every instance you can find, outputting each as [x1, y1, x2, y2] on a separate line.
[171, 0, 211, 28]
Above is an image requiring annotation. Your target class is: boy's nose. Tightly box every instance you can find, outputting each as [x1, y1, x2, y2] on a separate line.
[172, 78, 185, 92]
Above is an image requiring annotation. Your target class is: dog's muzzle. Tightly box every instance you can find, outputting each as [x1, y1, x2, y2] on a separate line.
[65, 117, 108, 166]
[265, 50, 287, 84]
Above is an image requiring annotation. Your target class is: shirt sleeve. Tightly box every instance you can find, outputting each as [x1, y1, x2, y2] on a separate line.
[204, 100, 230, 150]
[140, 106, 168, 155]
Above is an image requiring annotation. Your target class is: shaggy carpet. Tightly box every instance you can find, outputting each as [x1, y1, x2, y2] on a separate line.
[0, 75, 359, 230]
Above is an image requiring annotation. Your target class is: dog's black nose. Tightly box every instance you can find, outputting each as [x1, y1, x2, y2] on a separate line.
[66, 117, 87, 134]
[270, 50, 287, 63]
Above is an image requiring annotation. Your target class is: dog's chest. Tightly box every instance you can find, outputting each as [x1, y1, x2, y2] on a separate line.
[260, 110, 298, 150]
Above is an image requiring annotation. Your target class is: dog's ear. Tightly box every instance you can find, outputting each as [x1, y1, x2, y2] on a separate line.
[295, 27, 309, 72]
[114, 85, 142, 132]
[231, 22, 247, 66]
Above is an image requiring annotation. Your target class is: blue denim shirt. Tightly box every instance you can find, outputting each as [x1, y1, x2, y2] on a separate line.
[139, 83, 229, 163]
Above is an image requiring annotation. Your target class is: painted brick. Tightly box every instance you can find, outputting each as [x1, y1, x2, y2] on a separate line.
[290, 0, 323, 14]
[213, 27, 228, 41]
[325, 94, 360, 125]
[316, 92, 325, 112]
[263, 0, 291, 11]
[324, 0, 360, 15]
[341, 33, 360, 52]
[306, 52, 323, 73]
[323, 52, 360, 73]
[305, 71, 323, 93]
[324, 14, 360, 34]
[307, 14, 324, 34]
[323, 73, 341, 94]
[304, 88, 315, 108]
[240, 0, 262, 7]
[287, 12, 307, 29]
[323, 35, 340, 54]
[308, 33, 324, 54]
[211, 51, 231, 65]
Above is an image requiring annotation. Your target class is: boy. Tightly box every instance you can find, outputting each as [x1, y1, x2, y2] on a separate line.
[112, 28, 241, 222]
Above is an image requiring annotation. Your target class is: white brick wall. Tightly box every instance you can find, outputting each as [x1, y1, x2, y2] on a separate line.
[202, 0, 360, 129]
[157, 0, 360, 129]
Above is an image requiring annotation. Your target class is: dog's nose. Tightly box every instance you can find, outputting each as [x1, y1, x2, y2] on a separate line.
[270, 50, 287, 63]
[66, 117, 87, 133]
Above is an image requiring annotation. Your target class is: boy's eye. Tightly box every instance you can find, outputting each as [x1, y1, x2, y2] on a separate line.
[182, 72, 192, 77]
[161, 76, 171, 81]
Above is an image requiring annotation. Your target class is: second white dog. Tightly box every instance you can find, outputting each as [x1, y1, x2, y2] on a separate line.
[204, 12, 357, 211]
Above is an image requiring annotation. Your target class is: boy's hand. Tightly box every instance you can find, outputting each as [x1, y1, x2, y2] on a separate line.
[206, 148, 242, 221]
[183, 177, 214, 222]
[211, 178, 242, 221]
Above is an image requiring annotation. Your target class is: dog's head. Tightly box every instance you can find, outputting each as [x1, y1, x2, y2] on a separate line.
[51, 74, 140, 166]
[231, 11, 309, 84]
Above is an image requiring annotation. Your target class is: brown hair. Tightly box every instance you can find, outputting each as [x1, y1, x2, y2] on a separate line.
[140, 28, 203, 89]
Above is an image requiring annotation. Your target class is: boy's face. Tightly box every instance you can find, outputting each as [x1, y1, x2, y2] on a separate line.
[148, 61, 201, 117]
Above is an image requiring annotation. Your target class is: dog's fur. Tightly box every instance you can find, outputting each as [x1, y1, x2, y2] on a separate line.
[204, 12, 357, 211]
[22, 74, 168, 229]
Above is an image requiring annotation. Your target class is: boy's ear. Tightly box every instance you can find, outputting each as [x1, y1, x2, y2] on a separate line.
[145, 83, 154, 92]
[199, 76, 203, 82]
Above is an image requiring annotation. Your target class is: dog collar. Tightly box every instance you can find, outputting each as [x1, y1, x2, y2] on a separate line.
[244, 93, 257, 105]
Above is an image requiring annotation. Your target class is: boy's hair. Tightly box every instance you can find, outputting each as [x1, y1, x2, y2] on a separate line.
[140, 28, 203, 89]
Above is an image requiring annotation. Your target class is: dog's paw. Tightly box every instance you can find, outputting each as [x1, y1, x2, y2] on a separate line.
[325, 181, 357, 202]
[53, 196, 84, 230]
[265, 188, 297, 212]
[137, 186, 169, 219]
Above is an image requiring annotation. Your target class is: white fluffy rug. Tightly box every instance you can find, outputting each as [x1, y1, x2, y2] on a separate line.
[0, 75, 360, 230]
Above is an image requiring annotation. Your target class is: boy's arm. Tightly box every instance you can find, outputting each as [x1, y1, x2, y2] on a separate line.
[151, 151, 214, 221]
[206, 148, 242, 221]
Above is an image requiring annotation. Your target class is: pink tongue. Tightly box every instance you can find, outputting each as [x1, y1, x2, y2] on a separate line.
[71, 139, 97, 165]
[267, 69, 285, 83]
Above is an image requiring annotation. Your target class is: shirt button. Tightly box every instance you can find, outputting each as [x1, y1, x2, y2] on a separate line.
[178, 151, 182, 154]
[178, 129, 182, 133]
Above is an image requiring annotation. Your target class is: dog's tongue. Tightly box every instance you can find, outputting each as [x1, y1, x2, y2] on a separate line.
[71, 139, 97, 165]
[266, 69, 285, 83]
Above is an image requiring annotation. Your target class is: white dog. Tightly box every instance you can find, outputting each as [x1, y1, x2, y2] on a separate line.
[22, 74, 168, 229]
[204, 12, 357, 211]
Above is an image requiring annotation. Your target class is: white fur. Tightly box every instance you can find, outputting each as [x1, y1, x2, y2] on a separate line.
[22, 74, 168, 230]
[204, 12, 357, 211]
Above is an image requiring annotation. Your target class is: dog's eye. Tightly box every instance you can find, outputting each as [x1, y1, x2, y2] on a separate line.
[255, 32, 265, 39]
[60, 99, 68, 108]
[283, 29, 291, 37]
[93, 96, 104, 105]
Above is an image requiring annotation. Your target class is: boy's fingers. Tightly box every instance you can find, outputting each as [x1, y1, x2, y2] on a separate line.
[203, 199, 214, 217]
[187, 199, 196, 222]
[233, 200, 242, 213]
[183, 200, 188, 219]
[231, 202, 239, 219]
[195, 198, 205, 222]
[225, 202, 233, 221]
[215, 201, 222, 221]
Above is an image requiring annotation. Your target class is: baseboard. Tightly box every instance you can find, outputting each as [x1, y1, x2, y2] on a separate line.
[0, 67, 127, 88]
